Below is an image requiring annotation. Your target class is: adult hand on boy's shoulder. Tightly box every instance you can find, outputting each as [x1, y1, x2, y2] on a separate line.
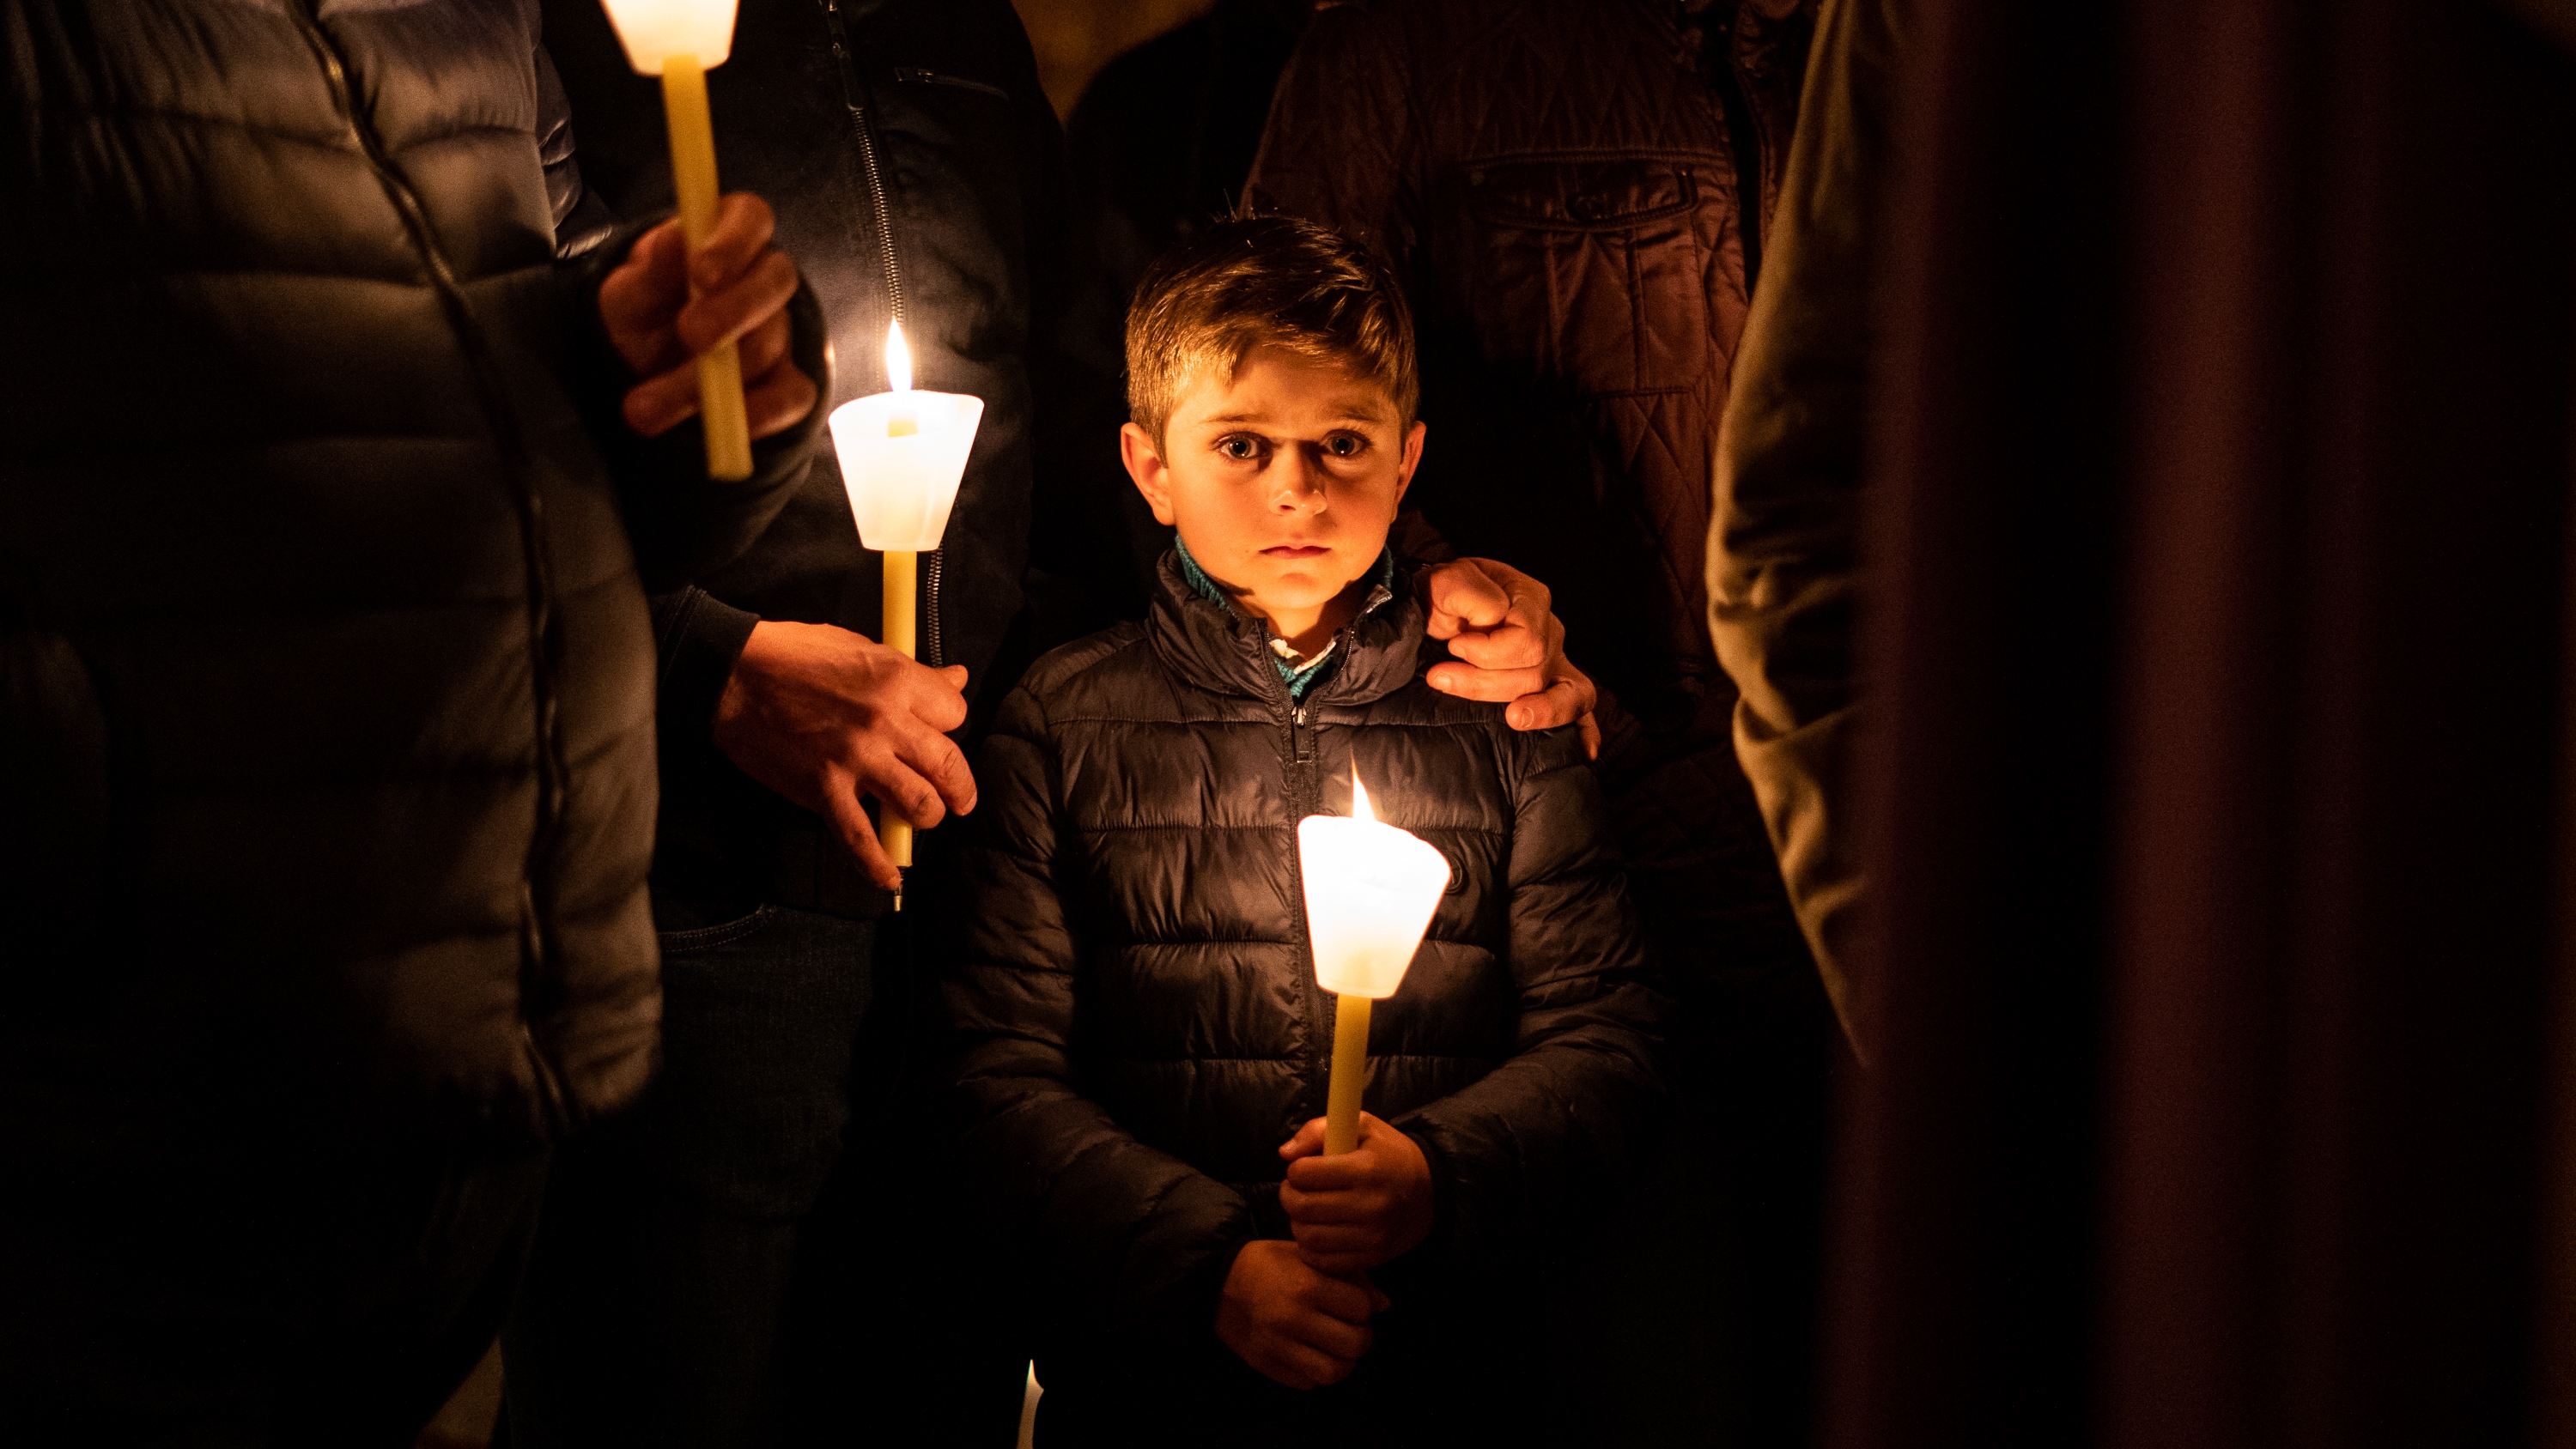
[1217, 1240, 1389, 1391]
[712, 619, 975, 891]
[1419, 557, 1601, 758]
[1278, 1113, 1437, 1275]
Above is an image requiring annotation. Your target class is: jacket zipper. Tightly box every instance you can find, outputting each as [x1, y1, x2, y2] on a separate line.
[289, 0, 574, 1119]
[820, 2, 942, 665]
[818, 1, 905, 329]
[924, 548, 945, 668]
[1270, 581, 1394, 1121]
[1280, 684, 1327, 1121]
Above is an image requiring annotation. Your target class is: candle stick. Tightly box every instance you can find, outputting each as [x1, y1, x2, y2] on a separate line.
[1297, 776, 1452, 1155]
[828, 322, 984, 897]
[598, 0, 752, 480]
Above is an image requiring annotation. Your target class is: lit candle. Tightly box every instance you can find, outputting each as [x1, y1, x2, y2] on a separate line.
[828, 321, 985, 888]
[598, 0, 754, 480]
[1297, 776, 1452, 1155]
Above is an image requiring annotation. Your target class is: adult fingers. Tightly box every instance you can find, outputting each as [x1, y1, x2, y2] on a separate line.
[859, 738, 956, 832]
[1438, 615, 1552, 673]
[902, 658, 973, 734]
[1507, 673, 1596, 733]
[628, 353, 814, 441]
[823, 775, 904, 892]
[1427, 660, 1598, 735]
[598, 221, 689, 373]
[1421, 557, 1511, 640]
[1423, 657, 1548, 705]
[734, 306, 792, 382]
[677, 249, 802, 358]
[896, 726, 977, 822]
[621, 364, 704, 438]
[686, 191, 780, 296]
[744, 358, 818, 441]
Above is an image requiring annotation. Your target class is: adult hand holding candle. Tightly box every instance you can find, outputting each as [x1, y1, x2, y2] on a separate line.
[829, 321, 984, 886]
[1298, 775, 1452, 1156]
[598, 0, 754, 479]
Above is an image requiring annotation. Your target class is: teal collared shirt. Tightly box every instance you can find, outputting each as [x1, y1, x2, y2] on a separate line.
[1173, 533, 1400, 702]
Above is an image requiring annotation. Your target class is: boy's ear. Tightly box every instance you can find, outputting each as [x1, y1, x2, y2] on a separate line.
[1122, 421, 1179, 526]
[1393, 419, 1427, 503]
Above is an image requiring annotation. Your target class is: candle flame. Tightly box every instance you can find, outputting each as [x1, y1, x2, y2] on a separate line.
[885, 319, 912, 394]
[1352, 774, 1375, 824]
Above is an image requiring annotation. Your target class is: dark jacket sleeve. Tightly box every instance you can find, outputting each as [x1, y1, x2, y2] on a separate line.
[942, 684, 1257, 1343]
[1393, 726, 1669, 1264]
[1706, 0, 1912, 1054]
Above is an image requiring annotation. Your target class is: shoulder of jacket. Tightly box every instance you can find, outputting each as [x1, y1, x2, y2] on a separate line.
[1015, 622, 1158, 710]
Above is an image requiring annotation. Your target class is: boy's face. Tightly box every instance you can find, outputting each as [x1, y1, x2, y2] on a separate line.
[1121, 344, 1425, 646]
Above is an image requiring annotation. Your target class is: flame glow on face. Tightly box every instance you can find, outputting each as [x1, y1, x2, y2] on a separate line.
[885, 320, 912, 394]
[1352, 773, 1376, 824]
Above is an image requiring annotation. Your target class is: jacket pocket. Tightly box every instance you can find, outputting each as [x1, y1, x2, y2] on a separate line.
[656, 903, 779, 954]
[1449, 154, 1733, 395]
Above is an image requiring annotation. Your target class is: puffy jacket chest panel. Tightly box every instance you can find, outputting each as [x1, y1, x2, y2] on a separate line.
[1041, 646, 1522, 1167]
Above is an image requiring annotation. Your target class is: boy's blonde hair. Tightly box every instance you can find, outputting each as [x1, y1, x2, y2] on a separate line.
[1125, 214, 1419, 445]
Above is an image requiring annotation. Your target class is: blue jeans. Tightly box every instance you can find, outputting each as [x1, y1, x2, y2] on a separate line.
[504, 903, 875, 1447]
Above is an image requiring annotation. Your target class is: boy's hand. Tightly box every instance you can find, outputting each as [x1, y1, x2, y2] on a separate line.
[1420, 557, 1600, 758]
[1278, 1113, 1436, 1275]
[600, 192, 817, 440]
[1216, 1240, 1390, 1391]
[710, 620, 975, 891]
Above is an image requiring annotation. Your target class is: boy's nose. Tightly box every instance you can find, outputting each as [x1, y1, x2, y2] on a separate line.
[1270, 449, 1328, 513]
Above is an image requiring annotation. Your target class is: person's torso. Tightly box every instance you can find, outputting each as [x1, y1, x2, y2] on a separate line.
[0, 0, 660, 1131]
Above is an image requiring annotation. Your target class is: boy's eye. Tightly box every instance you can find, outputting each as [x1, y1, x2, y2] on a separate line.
[1217, 436, 1262, 462]
[1324, 434, 1367, 458]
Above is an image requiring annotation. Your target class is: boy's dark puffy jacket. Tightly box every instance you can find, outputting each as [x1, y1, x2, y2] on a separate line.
[943, 554, 1667, 1385]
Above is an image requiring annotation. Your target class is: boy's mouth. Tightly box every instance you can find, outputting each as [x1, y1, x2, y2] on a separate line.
[1261, 545, 1330, 559]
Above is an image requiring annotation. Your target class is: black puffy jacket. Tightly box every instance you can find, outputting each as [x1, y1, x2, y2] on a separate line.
[943, 554, 1665, 1400]
[0, 0, 818, 1134]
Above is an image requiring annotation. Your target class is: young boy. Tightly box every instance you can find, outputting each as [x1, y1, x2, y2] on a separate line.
[942, 215, 1666, 1446]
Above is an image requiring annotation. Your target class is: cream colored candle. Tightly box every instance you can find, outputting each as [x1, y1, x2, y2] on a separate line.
[828, 322, 985, 882]
[598, 0, 751, 480]
[1297, 777, 1452, 1155]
